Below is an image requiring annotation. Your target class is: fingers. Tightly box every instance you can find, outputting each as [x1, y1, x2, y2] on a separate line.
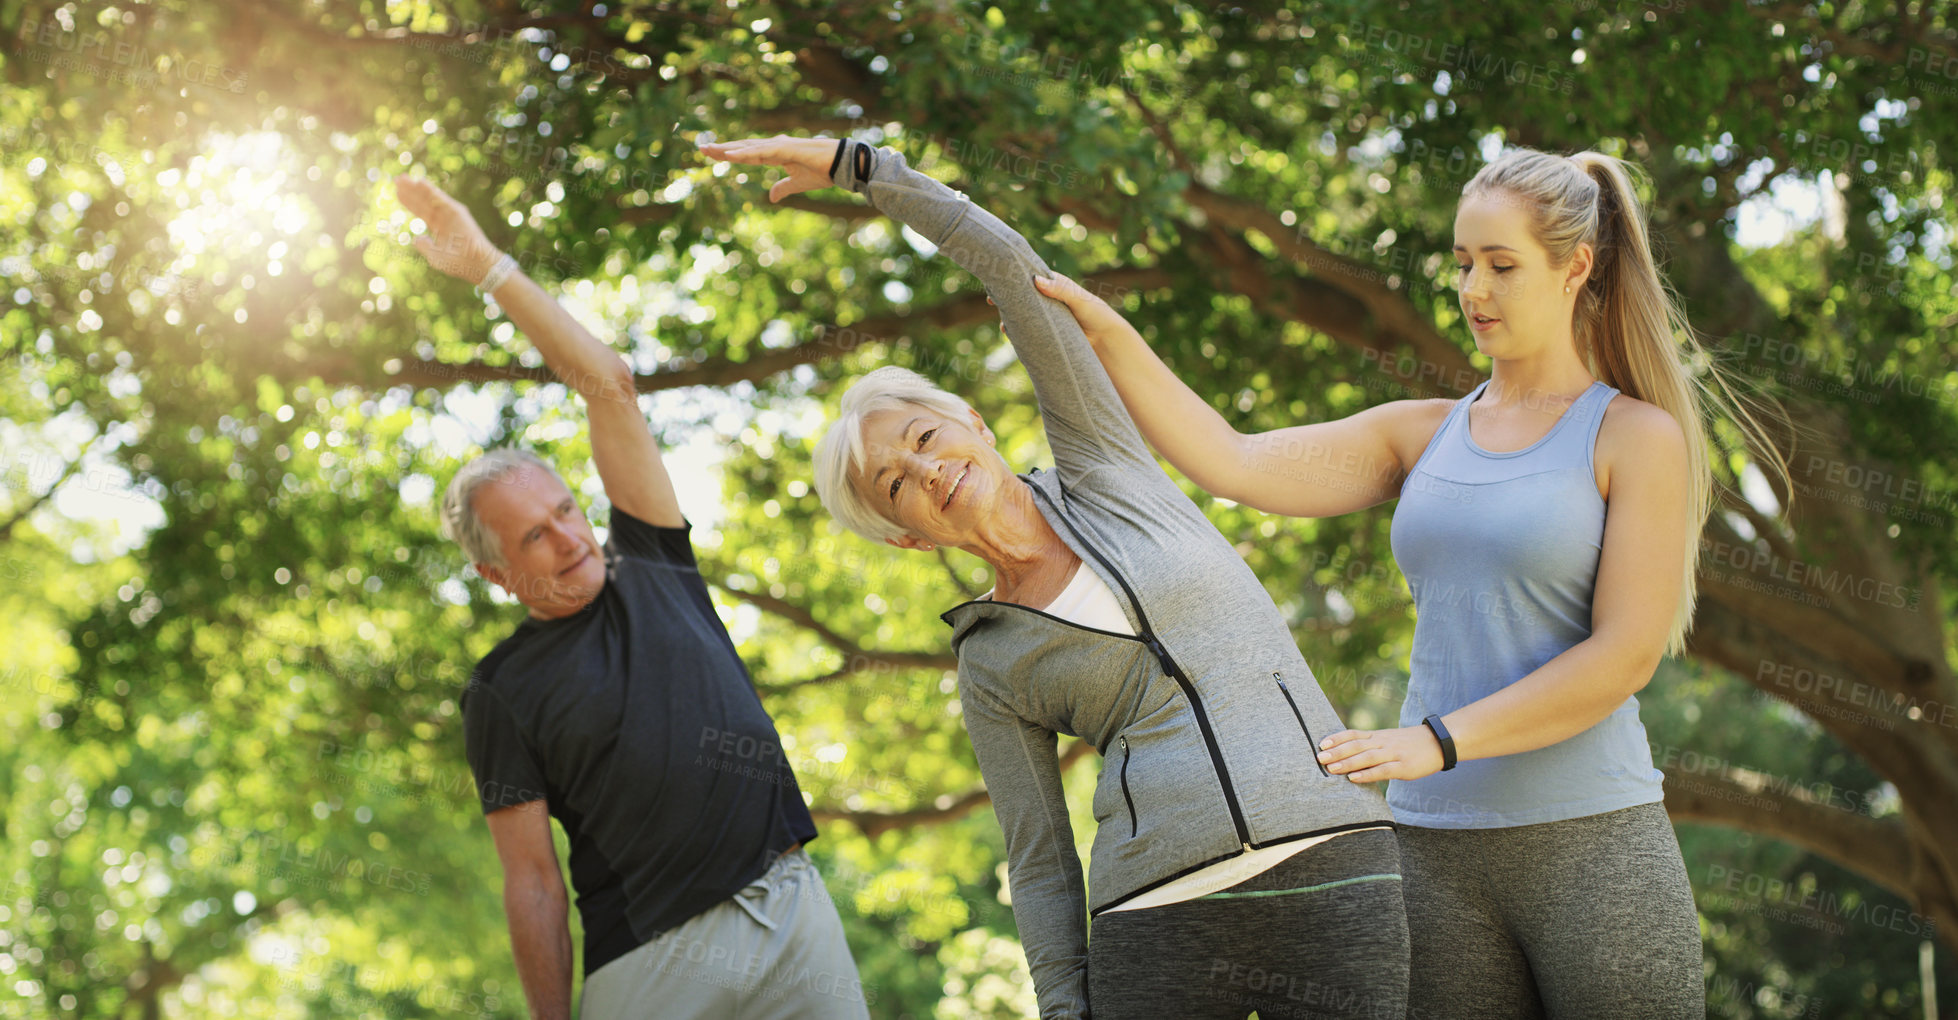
[1318, 729, 1363, 751]
[766, 171, 820, 204]
[1322, 743, 1387, 774]
[394, 174, 458, 216]
[698, 138, 788, 166]
[1343, 764, 1398, 784]
[1032, 272, 1076, 302]
[1316, 729, 1371, 770]
[1033, 272, 1104, 312]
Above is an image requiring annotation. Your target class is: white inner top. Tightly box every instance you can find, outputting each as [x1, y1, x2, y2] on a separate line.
[1015, 563, 1376, 912]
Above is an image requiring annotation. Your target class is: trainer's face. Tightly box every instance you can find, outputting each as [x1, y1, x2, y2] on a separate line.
[472, 465, 606, 618]
[1452, 190, 1589, 361]
[853, 404, 1013, 551]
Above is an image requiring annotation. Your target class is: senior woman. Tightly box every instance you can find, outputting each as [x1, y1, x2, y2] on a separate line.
[702, 135, 1406, 1020]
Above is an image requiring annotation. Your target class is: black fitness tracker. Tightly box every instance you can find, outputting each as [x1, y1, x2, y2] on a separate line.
[1422, 713, 1457, 771]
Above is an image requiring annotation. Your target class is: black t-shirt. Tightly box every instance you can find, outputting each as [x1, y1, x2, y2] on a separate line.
[460, 509, 818, 976]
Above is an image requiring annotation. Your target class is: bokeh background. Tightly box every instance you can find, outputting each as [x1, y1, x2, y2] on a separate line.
[3, 0, 1956, 1016]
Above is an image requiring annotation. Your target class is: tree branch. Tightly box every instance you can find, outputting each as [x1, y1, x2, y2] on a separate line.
[706, 576, 957, 693]
[811, 739, 1095, 838]
[1665, 768, 1915, 900]
[937, 547, 984, 600]
[0, 434, 99, 542]
[284, 267, 1170, 396]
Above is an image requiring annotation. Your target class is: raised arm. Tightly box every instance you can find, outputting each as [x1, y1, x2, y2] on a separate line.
[394, 177, 683, 527]
[699, 136, 1160, 493]
[1030, 273, 1452, 518]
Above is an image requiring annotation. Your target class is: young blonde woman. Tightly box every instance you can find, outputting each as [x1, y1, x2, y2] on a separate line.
[1038, 149, 1781, 1018]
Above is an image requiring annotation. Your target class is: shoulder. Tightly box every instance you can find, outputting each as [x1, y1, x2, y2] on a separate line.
[461, 628, 534, 710]
[608, 506, 697, 565]
[1598, 394, 1687, 455]
[1372, 397, 1458, 467]
[1388, 396, 1459, 426]
[1596, 394, 1689, 500]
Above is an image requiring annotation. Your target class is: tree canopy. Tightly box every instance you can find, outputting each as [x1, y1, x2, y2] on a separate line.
[3, 0, 1955, 1016]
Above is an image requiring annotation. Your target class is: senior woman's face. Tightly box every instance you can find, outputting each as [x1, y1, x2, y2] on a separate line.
[854, 405, 1012, 549]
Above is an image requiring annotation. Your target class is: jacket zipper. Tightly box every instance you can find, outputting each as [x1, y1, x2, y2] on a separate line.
[1118, 736, 1137, 838]
[1275, 673, 1331, 778]
[1027, 485, 1255, 850]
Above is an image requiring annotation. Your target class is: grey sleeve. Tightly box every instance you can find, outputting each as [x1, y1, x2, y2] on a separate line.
[956, 677, 1089, 1020]
[829, 141, 1163, 496]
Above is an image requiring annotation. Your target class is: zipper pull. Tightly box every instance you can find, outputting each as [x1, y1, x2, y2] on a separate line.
[1145, 637, 1175, 675]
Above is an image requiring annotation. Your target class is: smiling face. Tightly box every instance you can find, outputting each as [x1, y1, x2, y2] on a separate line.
[1453, 190, 1592, 361]
[850, 404, 1014, 550]
[470, 464, 606, 618]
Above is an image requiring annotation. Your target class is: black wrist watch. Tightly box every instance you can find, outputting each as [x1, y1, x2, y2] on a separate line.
[1421, 714, 1457, 771]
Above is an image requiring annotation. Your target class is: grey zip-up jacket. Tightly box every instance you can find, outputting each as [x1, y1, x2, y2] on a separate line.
[830, 143, 1395, 1019]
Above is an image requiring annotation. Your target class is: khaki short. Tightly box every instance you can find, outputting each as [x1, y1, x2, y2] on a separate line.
[577, 850, 870, 1020]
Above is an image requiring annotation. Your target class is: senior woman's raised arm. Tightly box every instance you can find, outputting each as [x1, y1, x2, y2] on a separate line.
[702, 135, 1161, 496]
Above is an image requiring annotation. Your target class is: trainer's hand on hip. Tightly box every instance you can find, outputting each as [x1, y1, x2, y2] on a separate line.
[1318, 725, 1445, 783]
[394, 176, 501, 284]
[697, 135, 841, 202]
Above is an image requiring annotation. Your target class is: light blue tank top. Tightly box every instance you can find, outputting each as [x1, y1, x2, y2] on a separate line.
[1386, 379, 1665, 828]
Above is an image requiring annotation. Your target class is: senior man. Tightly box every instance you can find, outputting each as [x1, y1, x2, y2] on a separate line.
[396, 176, 868, 1020]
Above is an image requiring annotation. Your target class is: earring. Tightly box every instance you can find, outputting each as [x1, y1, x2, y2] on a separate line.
[1564, 286, 1571, 294]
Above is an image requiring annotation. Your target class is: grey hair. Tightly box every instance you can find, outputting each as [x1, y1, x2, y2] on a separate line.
[440, 448, 561, 567]
[813, 366, 977, 542]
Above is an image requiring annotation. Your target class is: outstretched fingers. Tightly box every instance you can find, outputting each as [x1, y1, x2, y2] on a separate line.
[698, 137, 791, 165]
[697, 134, 841, 203]
[392, 175, 498, 282]
[394, 175, 443, 219]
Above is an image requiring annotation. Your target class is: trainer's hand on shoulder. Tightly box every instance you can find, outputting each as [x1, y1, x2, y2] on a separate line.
[697, 134, 841, 202]
[394, 176, 501, 284]
[1318, 725, 1445, 783]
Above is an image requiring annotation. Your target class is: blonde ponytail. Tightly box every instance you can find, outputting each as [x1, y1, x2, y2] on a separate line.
[1465, 149, 1789, 657]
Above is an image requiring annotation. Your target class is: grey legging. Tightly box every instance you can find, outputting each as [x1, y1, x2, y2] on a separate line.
[1398, 802, 1703, 1019]
[1086, 829, 1410, 1020]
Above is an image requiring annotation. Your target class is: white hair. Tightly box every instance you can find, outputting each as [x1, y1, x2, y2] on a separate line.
[813, 366, 977, 542]
[440, 448, 561, 567]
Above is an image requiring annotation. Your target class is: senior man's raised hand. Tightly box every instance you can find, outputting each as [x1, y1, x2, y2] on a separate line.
[394, 175, 503, 284]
